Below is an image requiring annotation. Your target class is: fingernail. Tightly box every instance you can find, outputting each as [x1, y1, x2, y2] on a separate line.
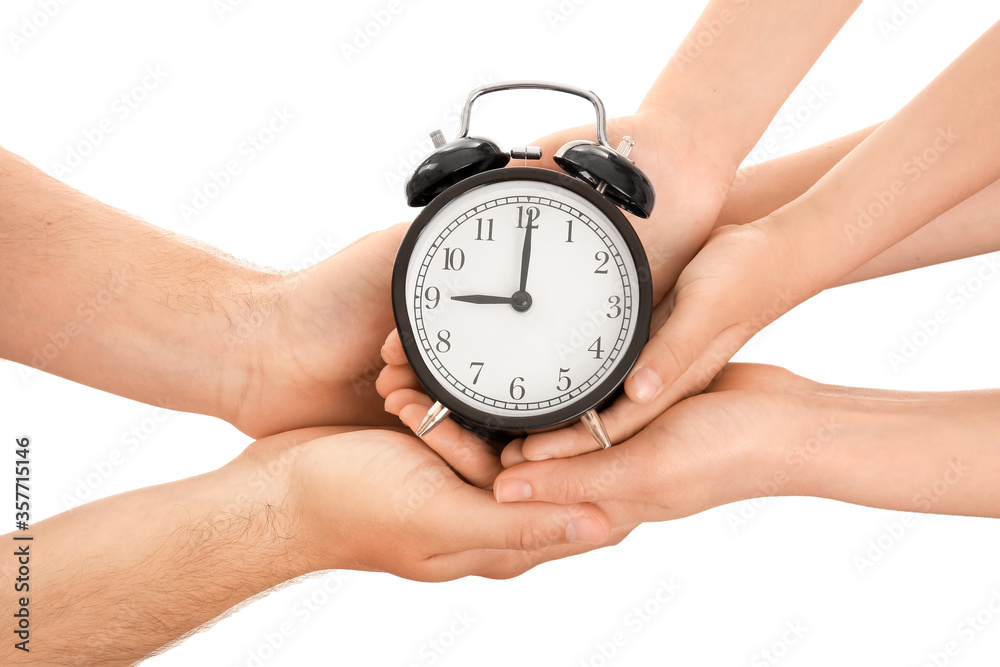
[631, 367, 662, 403]
[495, 479, 532, 503]
[566, 517, 605, 545]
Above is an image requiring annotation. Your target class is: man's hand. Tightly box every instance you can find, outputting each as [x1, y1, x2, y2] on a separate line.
[5, 425, 620, 665]
[226, 224, 410, 436]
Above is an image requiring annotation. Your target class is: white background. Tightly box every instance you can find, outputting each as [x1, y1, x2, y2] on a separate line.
[2, 1, 1000, 665]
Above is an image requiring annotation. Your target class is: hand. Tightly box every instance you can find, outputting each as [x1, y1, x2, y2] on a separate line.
[492, 364, 821, 528]
[262, 426, 622, 580]
[516, 220, 804, 459]
[225, 224, 409, 437]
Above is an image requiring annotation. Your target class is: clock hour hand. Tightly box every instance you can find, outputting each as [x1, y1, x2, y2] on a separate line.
[450, 294, 514, 304]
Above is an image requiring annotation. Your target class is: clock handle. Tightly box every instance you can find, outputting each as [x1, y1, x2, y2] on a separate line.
[581, 409, 612, 449]
[455, 80, 615, 151]
[416, 401, 451, 437]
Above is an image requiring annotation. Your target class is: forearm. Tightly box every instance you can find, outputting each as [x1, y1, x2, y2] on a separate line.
[0, 148, 273, 421]
[772, 21, 1000, 292]
[1, 439, 310, 665]
[718, 124, 1000, 285]
[788, 384, 1000, 518]
[641, 0, 860, 172]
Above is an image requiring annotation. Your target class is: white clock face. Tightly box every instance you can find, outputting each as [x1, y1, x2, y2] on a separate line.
[403, 176, 643, 422]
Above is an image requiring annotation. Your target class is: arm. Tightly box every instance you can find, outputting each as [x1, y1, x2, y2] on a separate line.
[597, 20, 1000, 444]
[0, 147, 405, 437]
[526, 0, 862, 300]
[494, 364, 1000, 524]
[718, 123, 1000, 286]
[1, 426, 614, 665]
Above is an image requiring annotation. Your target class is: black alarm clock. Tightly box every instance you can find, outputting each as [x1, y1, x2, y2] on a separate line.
[391, 81, 654, 449]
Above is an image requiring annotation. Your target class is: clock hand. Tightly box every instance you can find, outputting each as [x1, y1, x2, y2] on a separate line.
[518, 219, 534, 293]
[451, 294, 514, 304]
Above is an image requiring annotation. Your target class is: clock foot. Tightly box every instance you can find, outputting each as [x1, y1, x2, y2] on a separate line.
[416, 401, 450, 437]
[581, 409, 612, 449]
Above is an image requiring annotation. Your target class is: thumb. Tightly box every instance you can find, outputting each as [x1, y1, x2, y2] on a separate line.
[624, 285, 734, 406]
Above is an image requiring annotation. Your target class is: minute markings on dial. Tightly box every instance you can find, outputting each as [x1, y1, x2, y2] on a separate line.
[412, 194, 633, 411]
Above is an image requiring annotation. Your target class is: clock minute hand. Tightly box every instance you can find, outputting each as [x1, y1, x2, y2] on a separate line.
[518, 218, 534, 293]
[450, 294, 514, 304]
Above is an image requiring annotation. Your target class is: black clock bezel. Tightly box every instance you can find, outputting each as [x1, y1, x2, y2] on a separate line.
[391, 166, 653, 435]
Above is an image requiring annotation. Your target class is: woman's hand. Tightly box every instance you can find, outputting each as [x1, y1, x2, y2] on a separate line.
[493, 364, 818, 529]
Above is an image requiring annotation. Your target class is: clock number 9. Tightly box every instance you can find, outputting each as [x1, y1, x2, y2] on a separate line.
[423, 286, 440, 309]
[436, 330, 451, 353]
[509, 376, 525, 400]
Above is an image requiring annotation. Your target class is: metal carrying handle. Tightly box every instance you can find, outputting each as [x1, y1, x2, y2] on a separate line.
[456, 80, 612, 150]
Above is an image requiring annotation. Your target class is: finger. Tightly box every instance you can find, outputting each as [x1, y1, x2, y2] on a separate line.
[381, 329, 407, 366]
[494, 442, 643, 507]
[375, 363, 421, 398]
[423, 523, 635, 581]
[384, 388, 431, 417]
[500, 438, 527, 468]
[438, 487, 612, 552]
[624, 288, 733, 406]
[520, 420, 603, 461]
[399, 404, 503, 489]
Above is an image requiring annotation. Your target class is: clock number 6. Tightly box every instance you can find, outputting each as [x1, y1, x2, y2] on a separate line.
[509, 376, 525, 400]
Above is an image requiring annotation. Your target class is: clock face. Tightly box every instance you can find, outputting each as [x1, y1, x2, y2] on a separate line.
[394, 168, 651, 432]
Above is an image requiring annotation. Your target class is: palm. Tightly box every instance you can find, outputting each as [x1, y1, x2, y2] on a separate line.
[530, 111, 735, 299]
[231, 224, 408, 437]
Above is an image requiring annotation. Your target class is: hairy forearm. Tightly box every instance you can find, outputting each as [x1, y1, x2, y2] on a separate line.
[1, 441, 309, 665]
[641, 0, 860, 172]
[0, 148, 275, 420]
[788, 384, 1000, 518]
[718, 124, 1000, 285]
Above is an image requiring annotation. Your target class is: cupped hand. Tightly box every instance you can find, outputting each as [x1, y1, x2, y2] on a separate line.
[493, 364, 824, 530]
[226, 224, 409, 438]
[242, 425, 623, 582]
[517, 219, 809, 460]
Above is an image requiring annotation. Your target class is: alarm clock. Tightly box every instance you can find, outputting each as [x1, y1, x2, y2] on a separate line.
[391, 81, 654, 449]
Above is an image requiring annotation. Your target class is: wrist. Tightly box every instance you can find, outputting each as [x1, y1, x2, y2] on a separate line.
[781, 383, 984, 515]
[219, 433, 322, 580]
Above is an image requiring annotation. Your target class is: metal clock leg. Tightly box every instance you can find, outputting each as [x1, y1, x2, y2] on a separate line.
[416, 401, 451, 437]
[580, 409, 612, 449]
